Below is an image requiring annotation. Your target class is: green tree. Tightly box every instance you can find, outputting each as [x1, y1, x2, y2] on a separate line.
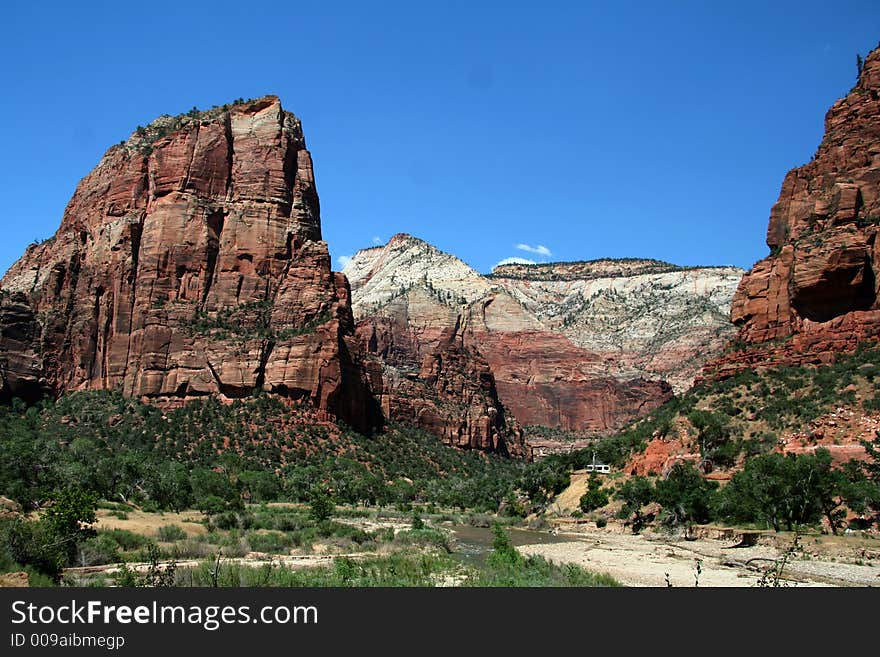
[0, 489, 99, 581]
[518, 461, 570, 504]
[653, 461, 718, 527]
[411, 511, 425, 530]
[0, 404, 59, 508]
[614, 476, 654, 533]
[190, 468, 241, 512]
[146, 461, 192, 511]
[42, 489, 98, 566]
[687, 410, 739, 467]
[795, 449, 863, 535]
[486, 522, 523, 570]
[579, 475, 609, 513]
[719, 452, 845, 532]
[863, 432, 880, 480]
[197, 495, 229, 517]
[860, 432, 880, 522]
[239, 471, 281, 503]
[309, 487, 335, 522]
[0, 517, 65, 581]
[721, 454, 793, 531]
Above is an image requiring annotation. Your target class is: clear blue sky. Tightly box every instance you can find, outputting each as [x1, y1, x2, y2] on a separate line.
[1, 1, 879, 276]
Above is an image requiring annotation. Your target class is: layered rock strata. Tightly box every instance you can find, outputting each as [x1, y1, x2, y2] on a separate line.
[345, 235, 740, 434]
[358, 315, 528, 457]
[489, 260, 742, 393]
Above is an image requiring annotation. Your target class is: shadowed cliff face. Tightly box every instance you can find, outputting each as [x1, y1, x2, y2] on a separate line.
[0, 96, 380, 432]
[706, 46, 880, 378]
[357, 314, 530, 458]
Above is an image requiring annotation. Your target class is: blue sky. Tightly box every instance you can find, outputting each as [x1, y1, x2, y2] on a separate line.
[1, 1, 878, 276]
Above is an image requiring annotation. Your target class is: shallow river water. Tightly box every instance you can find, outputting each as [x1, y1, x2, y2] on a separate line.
[448, 524, 579, 566]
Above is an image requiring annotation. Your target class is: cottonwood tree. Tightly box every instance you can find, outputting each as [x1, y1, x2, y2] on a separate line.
[653, 461, 718, 528]
[579, 474, 609, 513]
[720, 449, 865, 534]
[614, 476, 654, 533]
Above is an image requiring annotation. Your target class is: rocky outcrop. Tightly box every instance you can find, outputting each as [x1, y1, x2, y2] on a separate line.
[461, 300, 673, 432]
[358, 315, 528, 457]
[0, 97, 380, 432]
[706, 46, 880, 377]
[626, 435, 700, 478]
[0, 495, 22, 519]
[0, 293, 46, 403]
[344, 234, 741, 434]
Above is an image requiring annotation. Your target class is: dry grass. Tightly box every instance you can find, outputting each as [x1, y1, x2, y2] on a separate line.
[94, 509, 207, 537]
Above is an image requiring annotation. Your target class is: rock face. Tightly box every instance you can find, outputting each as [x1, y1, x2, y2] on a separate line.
[0, 97, 379, 432]
[345, 234, 740, 435]
[358, 316, 528, 457]
[490, 260, 743, 393]
[705, 46, 880, 377]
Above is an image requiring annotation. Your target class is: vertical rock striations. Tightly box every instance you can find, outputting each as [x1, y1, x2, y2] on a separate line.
[706, 46, 880, 377]
[357, 314, 529, 457]
[0, 96, 379, 432]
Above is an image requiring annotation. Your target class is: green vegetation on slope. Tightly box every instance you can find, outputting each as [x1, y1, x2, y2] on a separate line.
[2, 345, 879, 584]
[608, 450, 878, 535]
[571, 344, 880, 470]
[0, 391, 527, 515]
[516, 346, 880, 533]
[182, 300, 330, 343]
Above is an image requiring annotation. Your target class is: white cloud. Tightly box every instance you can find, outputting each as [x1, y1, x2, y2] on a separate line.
[336, 255, 352, 269]
[492, 256, 536, 270]
[516, 243, 552, 257]
[371, 236, 383, 245]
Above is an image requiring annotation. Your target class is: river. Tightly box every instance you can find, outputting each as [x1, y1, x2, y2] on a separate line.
[448, 524, 580, 566]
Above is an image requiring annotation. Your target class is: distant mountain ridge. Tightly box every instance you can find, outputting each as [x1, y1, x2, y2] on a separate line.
[489, 258, 734, 281]
[344, 234, 743, 442]
[490, 258, 743, 393]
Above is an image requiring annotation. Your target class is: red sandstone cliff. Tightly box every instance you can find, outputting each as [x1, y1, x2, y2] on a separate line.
[0, 97, 379, 432]
[705, 46, 880, 377]
[358, 315, 529, 457]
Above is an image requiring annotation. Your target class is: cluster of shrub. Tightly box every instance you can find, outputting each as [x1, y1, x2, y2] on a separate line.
[580, 444, 880, 535]
[0, 390, 530, 521]
[0, 487, 442, 585]
[2, 345, 880, 583]
[183, 300, 330, 343]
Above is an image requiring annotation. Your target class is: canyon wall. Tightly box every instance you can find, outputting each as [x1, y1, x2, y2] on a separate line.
[0, 97, 380, 432]
[705, 46, 880, 378]
[346, 235, 742, 435]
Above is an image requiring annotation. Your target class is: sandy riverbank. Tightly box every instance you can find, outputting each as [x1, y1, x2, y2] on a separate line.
[517, 526, 880, 587]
